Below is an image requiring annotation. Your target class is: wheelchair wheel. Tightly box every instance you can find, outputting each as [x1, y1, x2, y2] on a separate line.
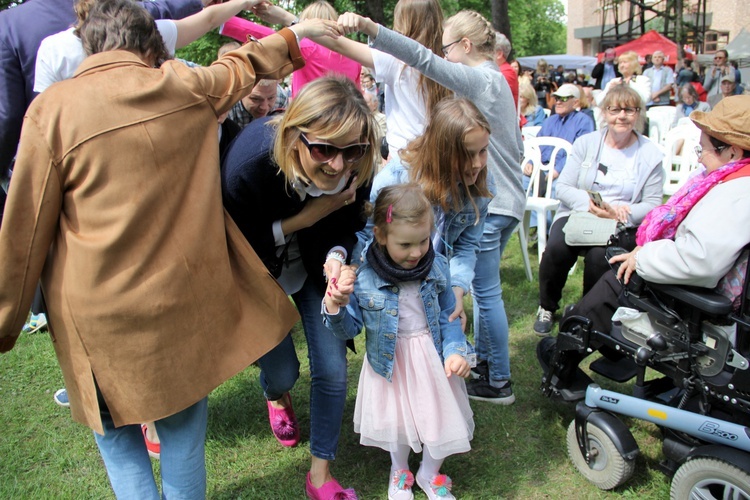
[566, 420, 635, 490]
[670, 457, 750, 499]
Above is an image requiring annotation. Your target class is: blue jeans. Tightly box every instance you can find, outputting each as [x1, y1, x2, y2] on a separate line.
[94, 396, 208, 499]
[257, 278, 348, 460]
[472, 214, 518, 382]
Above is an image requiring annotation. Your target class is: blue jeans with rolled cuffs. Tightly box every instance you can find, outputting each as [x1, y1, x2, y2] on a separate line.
[472, 213, 518, 382]
[258, 277, 349, 461]
[94, 395, 208, 500]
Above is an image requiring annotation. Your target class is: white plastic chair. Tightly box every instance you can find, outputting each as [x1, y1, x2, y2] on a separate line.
[647, 106, 677, 146]
[660, 122, 702, 196]
[523, 137, 573, 263]
[522, 125, 541, 141]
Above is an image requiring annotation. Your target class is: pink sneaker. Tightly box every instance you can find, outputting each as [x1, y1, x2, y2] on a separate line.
[266, 393, 299, 447]
[305, 472, 358, 500]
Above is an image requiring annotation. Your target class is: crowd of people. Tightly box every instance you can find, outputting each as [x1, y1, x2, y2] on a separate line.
[0, 0, 749, 498]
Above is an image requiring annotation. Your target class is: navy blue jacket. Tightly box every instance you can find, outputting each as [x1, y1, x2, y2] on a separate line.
[0, 0, 202, 174]
[221, 117, 371, 291]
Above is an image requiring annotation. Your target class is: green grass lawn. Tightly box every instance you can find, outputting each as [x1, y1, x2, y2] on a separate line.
[0, 235, 672, 499]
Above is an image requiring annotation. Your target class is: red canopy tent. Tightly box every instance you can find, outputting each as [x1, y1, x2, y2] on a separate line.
[597, 30, 694, 66]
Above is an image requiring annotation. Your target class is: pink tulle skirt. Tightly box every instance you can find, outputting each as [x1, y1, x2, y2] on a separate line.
[353, 329, 474, 460]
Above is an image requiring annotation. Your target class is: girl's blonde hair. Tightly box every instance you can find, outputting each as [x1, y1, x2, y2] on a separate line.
[618, 51, 642, 75]
[393, 0, 451, 119]
[400, 97, 492, 219]
[444, 10, 496, 61]
[519, 82, 538, 115]
[372, 183, 434, 236]
[271, 77, 377, 189]
[299, 0, 337, 21]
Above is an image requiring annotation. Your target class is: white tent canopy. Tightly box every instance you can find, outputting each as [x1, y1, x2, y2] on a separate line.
[516, 54, 598, 73]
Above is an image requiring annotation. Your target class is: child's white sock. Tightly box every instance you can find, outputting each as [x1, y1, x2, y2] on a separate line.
[390, 444, 411, 472]
[418, 445, 445, 478]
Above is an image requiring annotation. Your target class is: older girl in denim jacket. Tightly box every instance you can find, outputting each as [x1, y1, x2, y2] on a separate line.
[358, 97, 494, 331]
[325, 184, 474, 500]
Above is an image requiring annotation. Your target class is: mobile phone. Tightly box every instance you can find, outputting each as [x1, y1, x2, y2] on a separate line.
[587, 190, 604, 209]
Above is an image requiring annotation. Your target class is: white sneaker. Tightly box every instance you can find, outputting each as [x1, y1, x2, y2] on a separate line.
[388, 469, 414, 500]
[415, 471, 455, 499]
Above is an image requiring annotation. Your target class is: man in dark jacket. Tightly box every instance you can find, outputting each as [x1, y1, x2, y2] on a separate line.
[591, 47, 622, 90]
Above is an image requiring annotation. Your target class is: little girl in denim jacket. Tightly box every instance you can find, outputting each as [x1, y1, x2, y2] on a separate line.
[324, 183, 474, 500]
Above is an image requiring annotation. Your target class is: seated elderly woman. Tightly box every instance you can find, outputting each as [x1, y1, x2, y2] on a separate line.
[672, 83, 711, 127]
[533, 85, 665, 335]
[539, 95, 750, 373]
[568, 96, 750, 332]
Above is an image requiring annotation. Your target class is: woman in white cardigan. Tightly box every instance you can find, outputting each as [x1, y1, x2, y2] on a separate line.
[595, 50, 651, 109]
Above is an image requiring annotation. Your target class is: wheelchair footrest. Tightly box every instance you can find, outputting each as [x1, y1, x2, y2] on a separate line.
[589, 356, 638, 382]
[556, 368, 594, 402]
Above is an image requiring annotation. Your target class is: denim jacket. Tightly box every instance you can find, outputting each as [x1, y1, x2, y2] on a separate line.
[324, 252, 468, 382]
[354, 158, 493, 294]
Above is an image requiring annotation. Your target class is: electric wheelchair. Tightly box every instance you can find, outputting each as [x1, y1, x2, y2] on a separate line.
[538, 247, 750, 498]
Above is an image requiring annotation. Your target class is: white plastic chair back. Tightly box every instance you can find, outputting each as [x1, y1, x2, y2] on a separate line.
[522, 125, 541, 141]
[661, 122, 702, 196]
[647, 106, 677, 146]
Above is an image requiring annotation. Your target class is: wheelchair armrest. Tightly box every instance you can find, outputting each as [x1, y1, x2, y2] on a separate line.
[648, 283, 734, 316]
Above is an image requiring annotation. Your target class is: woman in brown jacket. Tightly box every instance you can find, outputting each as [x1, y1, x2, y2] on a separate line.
[0, 0, 338, 497]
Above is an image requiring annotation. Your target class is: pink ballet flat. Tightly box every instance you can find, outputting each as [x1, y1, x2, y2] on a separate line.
[266, 393, 299, 447]
[305, 472, 358, 500]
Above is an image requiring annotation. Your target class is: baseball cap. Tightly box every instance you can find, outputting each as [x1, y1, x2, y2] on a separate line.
[552, 83, 581, 99]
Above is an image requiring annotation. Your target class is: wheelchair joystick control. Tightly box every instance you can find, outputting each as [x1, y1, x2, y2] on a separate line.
[646, 333, 667, 351]
[635, 346, 653, 366]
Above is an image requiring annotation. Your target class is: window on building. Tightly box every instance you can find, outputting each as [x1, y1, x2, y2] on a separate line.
[704, 31, 729, 53]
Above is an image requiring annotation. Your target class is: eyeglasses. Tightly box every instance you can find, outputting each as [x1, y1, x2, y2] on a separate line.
[606, 106, 640, 116]
[714, 55, 726, 60]
[299, 133, 369, 164]
[694, 144, 728, 158]
[441, 38, 462, 56]
[553, 95, 573, 103]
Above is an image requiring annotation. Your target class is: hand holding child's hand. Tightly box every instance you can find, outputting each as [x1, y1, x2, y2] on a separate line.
[324, 265, 356, 313]
[444, 354, 470, 379]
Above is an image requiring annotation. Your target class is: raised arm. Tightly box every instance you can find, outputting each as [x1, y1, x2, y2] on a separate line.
[173, 0, 266, 49]
[254, 4, 375, 68]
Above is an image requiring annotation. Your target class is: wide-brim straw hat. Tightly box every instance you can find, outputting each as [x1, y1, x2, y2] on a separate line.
[691, 96, 750, 151]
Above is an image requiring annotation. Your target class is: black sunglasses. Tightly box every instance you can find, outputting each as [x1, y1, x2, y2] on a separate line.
[299, 133, 369, 164]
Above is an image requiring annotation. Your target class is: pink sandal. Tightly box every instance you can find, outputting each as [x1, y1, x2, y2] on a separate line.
[305, 472, 358, 500]
[266, 393, 299, 447]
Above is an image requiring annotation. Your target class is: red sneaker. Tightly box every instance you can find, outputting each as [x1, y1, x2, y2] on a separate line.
[267, 392, 300, 447]
[140, 424, 160, 460]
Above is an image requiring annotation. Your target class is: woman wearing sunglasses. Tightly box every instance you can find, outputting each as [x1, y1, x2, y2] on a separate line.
[221, 76, 378, 499]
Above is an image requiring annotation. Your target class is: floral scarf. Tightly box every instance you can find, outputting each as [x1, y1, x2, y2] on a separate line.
[636, 157, 750, 245]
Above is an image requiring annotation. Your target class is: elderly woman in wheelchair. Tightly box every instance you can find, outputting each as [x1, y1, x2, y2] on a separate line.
[537, 96, 750, 496]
